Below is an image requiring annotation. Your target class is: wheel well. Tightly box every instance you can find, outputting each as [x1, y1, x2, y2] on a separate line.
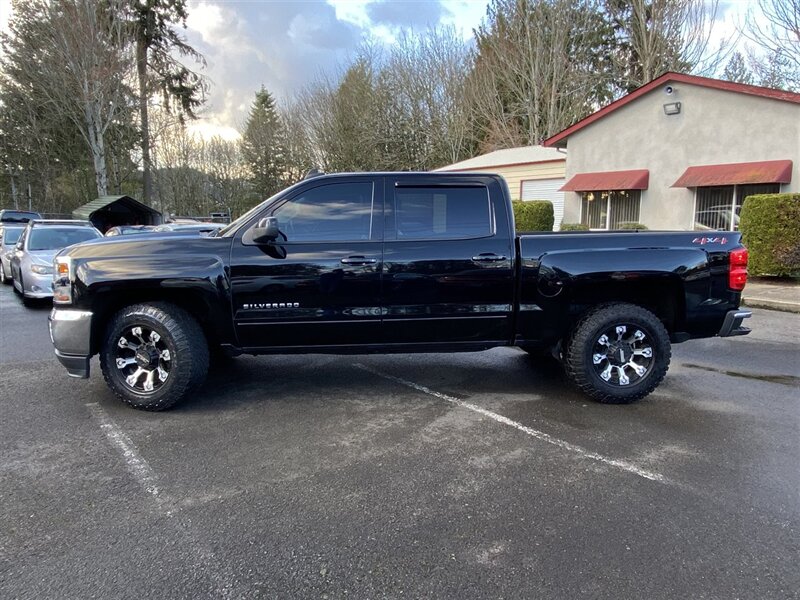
[566, 279, 685, 336]
[89, 290, 221, 356]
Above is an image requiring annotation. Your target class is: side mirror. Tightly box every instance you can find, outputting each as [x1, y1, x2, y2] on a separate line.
[252, 217, 280, 243]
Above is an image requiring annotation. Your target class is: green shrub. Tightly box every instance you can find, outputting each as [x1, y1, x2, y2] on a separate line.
[512, 200, 554, 232]
[617, 222, 649, 230]
[559, 223, 590, 231]
[740, 193, 800, 277]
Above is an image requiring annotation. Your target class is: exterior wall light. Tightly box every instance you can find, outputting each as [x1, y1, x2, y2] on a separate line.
[663, 102, 681, 115]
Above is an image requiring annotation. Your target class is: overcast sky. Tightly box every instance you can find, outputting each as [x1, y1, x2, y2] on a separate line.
[181, 0, 487, 140]
[0, 0, 755, 141]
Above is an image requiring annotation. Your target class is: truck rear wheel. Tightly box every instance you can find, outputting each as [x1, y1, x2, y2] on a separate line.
[100, 302, 209, 411]
[564, 303, 670, 404]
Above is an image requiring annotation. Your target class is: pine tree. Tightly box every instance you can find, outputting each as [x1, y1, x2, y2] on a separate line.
[722, 52, 753, 85]
[241, 88, 288, 197]
[128, 0, 206, 204]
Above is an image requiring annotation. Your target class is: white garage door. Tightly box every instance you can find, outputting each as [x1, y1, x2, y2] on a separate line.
[521, 178, 566, 231]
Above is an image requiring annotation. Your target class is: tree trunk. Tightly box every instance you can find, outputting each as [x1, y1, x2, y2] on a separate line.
[8, 169, 18, 209]
[137, 34, 152, 204]
[84, 101, 108, 197]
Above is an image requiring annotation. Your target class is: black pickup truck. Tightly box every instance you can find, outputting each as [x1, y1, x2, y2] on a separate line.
[49, 172, 751, 411]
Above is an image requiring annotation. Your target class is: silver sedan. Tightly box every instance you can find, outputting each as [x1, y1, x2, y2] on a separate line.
[11, 223, 101, 305]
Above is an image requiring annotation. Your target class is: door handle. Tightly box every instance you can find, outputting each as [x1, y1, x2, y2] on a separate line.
[341, 256, 378, 265]
[472, 253, 507, 263]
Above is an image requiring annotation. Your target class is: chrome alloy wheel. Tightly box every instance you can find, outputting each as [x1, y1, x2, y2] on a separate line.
[591, 324, 654, 386]
[114, 325, 172, 394]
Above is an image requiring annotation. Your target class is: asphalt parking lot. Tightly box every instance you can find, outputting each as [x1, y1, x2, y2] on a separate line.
[1, 282, 798, 599]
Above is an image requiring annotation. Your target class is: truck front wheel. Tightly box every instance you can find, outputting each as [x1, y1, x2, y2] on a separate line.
[564, 303, 671, 404]
[100, 302, 209, 411]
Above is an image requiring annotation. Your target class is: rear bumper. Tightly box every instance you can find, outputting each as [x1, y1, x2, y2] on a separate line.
[717, 309, 752, 337]
[49, 308, 93, 378]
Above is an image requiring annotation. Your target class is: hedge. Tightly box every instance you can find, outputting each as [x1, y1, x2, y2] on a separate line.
[739, 193, 800, 277]
[617, 222, 648, 230]
[560, 223, 590, 231]
[512, 200, 554, 232]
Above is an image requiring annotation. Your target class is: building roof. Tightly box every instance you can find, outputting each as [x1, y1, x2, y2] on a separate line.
[73, 195, 161, 220]
[435, 145, 565, 171]
[561, 169, 650, 192]
[672, 160, 793, 187]
[544, 72, 800, 149]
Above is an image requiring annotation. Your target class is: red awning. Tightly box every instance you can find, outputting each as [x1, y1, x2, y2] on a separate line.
[560, 169, 649, 192]
[672, 160, 793, 187]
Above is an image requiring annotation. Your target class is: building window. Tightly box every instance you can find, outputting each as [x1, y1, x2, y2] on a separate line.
[581, 190, 641, 230]
[694, 183, 780, 231]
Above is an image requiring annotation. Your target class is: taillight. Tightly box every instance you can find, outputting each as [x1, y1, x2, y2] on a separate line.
[729, 247, 748, 291]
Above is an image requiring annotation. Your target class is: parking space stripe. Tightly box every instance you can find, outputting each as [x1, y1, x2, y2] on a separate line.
[354, 363, 668, 484]
[85, 402, 246, 598]
[86, 402, 174, 514]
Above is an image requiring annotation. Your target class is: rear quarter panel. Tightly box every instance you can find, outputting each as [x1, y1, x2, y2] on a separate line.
[517, 232, 744, 345]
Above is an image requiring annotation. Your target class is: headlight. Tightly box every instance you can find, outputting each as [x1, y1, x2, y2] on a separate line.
[31, 264, 53, 275]
[53, 256, 73, 304]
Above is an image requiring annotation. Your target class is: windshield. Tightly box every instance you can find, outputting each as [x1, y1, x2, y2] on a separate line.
[28, 227, 100, 251]
[1, 227, 23, 245]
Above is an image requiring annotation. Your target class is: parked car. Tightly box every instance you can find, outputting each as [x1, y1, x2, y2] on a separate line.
[0, 224, 25, 284]
[0, 209, 42, 223]
[105, 225, 157, 237]
[49, 172, 751, 411]
[153, 222, 225, 236]
[11, 220, 101, 305]
[695, 204, 739, 231]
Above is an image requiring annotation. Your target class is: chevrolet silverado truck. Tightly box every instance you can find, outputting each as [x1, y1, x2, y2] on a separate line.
[48, 172, 751, 411]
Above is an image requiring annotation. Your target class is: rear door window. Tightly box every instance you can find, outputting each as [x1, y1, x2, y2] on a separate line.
[393, 186, 492, 240]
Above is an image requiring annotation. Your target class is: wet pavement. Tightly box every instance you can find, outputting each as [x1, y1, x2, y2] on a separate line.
[1, 284, 798, 599]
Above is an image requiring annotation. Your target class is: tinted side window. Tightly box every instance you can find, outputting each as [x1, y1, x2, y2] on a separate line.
[273, 182, 375, 242]
[394, 186, 491, 240]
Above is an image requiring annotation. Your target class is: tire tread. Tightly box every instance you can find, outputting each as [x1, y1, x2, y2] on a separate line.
[100, 302, 209, 411]
[564, 302, 671, 404]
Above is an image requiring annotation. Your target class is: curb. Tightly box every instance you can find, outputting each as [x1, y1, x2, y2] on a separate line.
[742, 297, 800, 314]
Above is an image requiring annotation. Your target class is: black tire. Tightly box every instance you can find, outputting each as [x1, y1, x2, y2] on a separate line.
[564, 303, 671, 404]
[100, 302, 209, 411]
[0, 263, 8, 284]
[12, 273, 21, 295]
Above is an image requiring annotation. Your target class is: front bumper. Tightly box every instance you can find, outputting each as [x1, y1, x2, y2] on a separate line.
[23, 270, 54, 298]
[718, 309, 752, 337]
[49, 308, 93, 378]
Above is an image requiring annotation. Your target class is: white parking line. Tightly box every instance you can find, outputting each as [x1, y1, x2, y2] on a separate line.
[354, 363, 668, 484]
[85, 402, 174, 514]
[85, 402, 243, 599]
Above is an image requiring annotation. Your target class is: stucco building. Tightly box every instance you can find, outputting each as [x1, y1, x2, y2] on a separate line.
[436, 145, 567, 229]
[543, 73, 800, 231]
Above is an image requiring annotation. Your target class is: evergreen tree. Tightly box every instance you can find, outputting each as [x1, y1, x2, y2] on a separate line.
[241, 88, 288, 197]
[127, 0, 206, 204]
[753, 49, 799, 91]
[722, 51, 754, 85]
